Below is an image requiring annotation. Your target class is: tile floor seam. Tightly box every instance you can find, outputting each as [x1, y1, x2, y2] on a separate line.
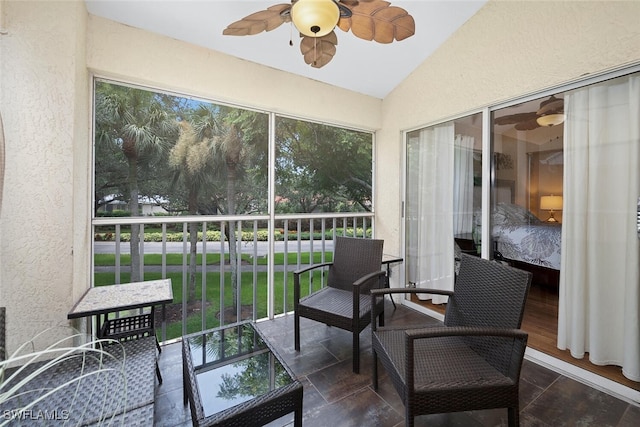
[517, 377, 546, 413]
[519, 374, 563, 416]
[296, 357, 343, 378]
[322, 383, 375, 407]
[615, 405, 632, 427]
[304, 374, 332, 408]
[368, 384, 404, 420]
[319, 341, 343, 364]
[308, 378, 369, 406]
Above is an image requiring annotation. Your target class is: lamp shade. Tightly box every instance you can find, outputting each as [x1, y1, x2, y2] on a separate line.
[540, 195, 563, 211]
[291, 0, 340, 37]
[536, 113, 565, 127]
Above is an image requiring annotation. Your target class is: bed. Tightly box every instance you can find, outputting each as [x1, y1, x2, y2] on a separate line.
[490, 203, 562, 287]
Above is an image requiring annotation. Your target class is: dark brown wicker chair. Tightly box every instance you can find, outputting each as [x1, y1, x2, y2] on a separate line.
[294, 236, 386, 373]
[371, 254, 532, 427]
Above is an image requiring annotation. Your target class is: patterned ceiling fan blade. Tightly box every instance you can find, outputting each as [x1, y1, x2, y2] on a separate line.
[494, 112, 538, 126]
[537, 96, 564, 115]
[338, 0, 415, 43]
[300, 32, 338, 68]
[223, 4, 291, 36]
[514, 118, 541, 131]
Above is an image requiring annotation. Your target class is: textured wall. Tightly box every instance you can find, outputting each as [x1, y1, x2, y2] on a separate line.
[86, 15, 382, 131]
[376, 0, 640, 258]
[0, 0, 89, 353]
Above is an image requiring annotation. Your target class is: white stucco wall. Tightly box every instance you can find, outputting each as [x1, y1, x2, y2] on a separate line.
[0, 0, 89, 353]
[376, 0, 640, 259]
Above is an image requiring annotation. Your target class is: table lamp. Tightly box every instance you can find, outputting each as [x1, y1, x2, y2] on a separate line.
[540, 195, 563, 222]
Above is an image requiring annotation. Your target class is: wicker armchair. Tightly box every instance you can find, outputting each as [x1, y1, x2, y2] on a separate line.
[371, 254, 532, 427]
[294, 236, 386, 373]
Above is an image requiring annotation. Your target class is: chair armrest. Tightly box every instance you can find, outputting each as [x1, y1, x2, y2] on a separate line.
[293, 262, 334, 305]
[353, 270, 387, 291]
[293, 262, 334, 276]
[404, 325, 527, 341]
[371, 287, 454, 298]
[351, 270, 387, 318]
[402, 326, 529, 382]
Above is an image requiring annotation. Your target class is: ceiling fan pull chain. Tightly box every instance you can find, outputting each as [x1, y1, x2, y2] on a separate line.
[289, 22, 293, 47]
[313, 37, 317, 66]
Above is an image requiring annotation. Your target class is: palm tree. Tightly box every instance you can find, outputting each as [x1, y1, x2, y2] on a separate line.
[169, 120, 218, 303]
[192, 106, 267, 320]
[95, 83, 176, 282]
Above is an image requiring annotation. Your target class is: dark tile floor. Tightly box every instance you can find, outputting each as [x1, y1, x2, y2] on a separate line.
[153, 302, 640, 426]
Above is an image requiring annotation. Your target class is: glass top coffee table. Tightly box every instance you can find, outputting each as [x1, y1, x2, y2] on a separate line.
[182, 321, 303, 427]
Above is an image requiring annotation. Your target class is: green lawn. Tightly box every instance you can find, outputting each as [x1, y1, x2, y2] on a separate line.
[94, 252, 331, 340]
[94, 251, 332, 266]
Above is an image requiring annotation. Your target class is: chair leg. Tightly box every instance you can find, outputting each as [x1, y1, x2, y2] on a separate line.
[406, 407, 414, 427]
[294, 312, 300, 351]
[156, 361, 163, 384]
[508, 407, 519, 427]
[353, 331, 360, 374]
[182, 368, 189, 406]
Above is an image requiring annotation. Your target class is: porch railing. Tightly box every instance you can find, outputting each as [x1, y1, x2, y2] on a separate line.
[92, 213, 374, 342]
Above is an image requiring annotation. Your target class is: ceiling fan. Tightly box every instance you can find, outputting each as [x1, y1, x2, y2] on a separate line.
[494, 95, 565, 130]
[222, 0, 415, 68]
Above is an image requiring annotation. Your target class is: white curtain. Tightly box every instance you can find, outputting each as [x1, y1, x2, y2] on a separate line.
[558, 74, 640, 381]
[453, 135, 475, 235]
[406, 124, 455, 304]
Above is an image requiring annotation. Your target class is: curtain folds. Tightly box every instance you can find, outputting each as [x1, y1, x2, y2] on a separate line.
[453, 134, 475, 235]
[406, 124, 455, 304]
[558, 74, 640, 381]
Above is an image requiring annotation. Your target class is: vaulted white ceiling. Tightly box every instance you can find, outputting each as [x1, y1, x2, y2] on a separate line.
[85, 0, 487, 99]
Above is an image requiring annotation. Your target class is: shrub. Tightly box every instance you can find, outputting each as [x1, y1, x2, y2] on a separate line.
[93, 227, 371, 242]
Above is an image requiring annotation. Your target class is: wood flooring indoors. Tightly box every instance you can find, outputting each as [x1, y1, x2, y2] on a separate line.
[412, 282, 640, 393]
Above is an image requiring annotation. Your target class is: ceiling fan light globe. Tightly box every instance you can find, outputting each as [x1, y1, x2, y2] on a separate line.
[536, 113, 565, 127]
[291, 0, 340, 37]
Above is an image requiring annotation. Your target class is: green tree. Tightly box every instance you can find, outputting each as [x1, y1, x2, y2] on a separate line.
[195, 107, 268, 315]
[169, 120, 219, 302]
[275, 118, 373, 214]
[95, 82, 177, 281]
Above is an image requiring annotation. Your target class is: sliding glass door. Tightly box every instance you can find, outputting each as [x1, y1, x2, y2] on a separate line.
[404, 70, 640, 383]
[492, 95, 565, 286]
[404, 113, 481, 305]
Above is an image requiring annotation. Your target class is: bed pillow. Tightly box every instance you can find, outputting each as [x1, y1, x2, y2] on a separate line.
[493, 203, 541, 226]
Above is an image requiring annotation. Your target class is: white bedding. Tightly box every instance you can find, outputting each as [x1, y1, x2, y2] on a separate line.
[490, 203, 562, 270]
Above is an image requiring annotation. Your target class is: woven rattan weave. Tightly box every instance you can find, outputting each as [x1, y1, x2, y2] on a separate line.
[371, 254, 532, 427]
[294, 236, 386, 373]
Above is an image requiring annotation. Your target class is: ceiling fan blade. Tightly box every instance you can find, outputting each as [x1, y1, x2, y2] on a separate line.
[338, 0, 415, 43]
[514, 118, 541, 131]
[223, 4, 291, 36]
[494, 112, 538, 126]
[537, 96, 564, 115]
[300, 32, 338, 68]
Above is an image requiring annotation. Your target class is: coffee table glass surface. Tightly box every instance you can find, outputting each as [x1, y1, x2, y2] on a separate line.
[183, 321, 302, 427]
